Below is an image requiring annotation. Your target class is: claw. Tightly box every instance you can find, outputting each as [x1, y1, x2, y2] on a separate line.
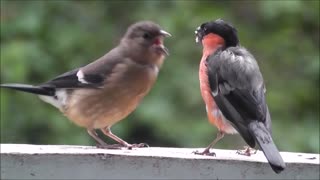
[96, 142, 149, 150]
[126, 143, 149, 150]
[193, 149, 216, 157]
[236, 146, 257, 156]
[96, 143, 125, 149]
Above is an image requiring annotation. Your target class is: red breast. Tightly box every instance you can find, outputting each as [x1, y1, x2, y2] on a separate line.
[199, 33, 229, 131]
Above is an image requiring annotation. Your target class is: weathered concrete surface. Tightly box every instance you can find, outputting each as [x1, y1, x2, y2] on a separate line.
[0, 144, 319, 179]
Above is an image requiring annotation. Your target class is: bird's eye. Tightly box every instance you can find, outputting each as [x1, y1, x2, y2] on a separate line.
[143, 32, 152, 39]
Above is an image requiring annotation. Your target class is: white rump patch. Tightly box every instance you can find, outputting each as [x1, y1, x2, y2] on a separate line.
[39, 90, 68, 111]
[76, 70, 89, 84]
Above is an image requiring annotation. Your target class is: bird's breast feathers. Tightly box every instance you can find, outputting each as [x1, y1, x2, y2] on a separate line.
[65, 62, 158, 129]
[199, 56, 237, 134]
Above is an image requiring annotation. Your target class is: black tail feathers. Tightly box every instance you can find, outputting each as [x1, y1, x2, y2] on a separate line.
[0, 83, 55, 96]
[249, 121, 286, 173]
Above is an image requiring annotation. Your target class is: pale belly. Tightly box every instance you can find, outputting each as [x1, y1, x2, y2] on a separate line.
[65, 85, 150, 129]
[64, 64, 158, 129]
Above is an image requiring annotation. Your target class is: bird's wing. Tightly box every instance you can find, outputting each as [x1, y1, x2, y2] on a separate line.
[40, 68, 104, 89]
[39, 51, 121, 89]
[206, 47, 267, 147]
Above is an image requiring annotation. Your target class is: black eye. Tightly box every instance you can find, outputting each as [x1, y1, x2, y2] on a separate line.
[143, 32, 152, 39]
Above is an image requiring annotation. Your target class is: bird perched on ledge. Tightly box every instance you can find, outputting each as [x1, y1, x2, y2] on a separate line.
[0, 21, 171, 149]
[195, 19, 285, 173]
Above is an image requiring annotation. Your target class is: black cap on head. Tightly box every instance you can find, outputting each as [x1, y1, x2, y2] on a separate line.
[195, 19, 239, 47]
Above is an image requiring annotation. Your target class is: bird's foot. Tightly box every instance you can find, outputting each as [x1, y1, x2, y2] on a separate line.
[126, 143, 149, 150]
[236, 146, 257, 156]
[95, 142, 149, 150]
[96, 143, 125, 149]
[193, 149, 216, 157]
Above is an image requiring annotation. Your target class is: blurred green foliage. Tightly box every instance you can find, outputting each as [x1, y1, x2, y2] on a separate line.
[0, 0, 319, 153]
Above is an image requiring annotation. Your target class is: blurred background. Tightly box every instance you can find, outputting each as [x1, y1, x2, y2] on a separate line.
[0, 0, 319, 154]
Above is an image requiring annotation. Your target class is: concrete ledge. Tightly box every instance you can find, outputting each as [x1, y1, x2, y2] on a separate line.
[1, 144, 319, 179]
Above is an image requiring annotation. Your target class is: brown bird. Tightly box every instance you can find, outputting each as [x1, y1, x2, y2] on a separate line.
[0, 21, 171, 149]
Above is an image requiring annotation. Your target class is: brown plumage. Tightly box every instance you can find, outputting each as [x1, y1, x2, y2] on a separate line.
[0, 21, 171, 148]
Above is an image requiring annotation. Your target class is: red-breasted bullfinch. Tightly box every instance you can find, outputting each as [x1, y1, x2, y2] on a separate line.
[195, 19, 285, 173]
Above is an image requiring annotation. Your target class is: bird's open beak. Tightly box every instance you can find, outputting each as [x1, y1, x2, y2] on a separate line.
[155, 30, 171, 56]
[158, 44, 169, 56]
[195, 26, 201, 43]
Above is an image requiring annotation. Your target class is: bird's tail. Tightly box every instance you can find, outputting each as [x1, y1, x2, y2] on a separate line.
[0, 83, 54, 96]
[248, 121, 286, 173]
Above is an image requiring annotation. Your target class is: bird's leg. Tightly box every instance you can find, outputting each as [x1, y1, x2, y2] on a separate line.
[87, 129, 107, 146]
[236, 146, 257, 156]
[101, 127, 147, 150]
[87, 129, 123, 149]
[193, 131, 225, 156]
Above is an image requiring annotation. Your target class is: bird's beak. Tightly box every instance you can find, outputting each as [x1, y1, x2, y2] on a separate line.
[155, 30, 171, 56]
[195, 26, 201, 43]
[159, 30, 171, 37]
[158, 44, 169, 56]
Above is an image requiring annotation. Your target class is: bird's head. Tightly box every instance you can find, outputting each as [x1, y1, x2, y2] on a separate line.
[123, 21, 171, 57]
[195, 19, 239, 49]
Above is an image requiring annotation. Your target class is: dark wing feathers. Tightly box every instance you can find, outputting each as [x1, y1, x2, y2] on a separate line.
[1, 46, 127, 97]
[207, 47, 267, 147]
[39, 52, 121, 89]
[83, 74, 105, 84]
[213, 92, 256, 147]
[39, 68, 103, 89]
